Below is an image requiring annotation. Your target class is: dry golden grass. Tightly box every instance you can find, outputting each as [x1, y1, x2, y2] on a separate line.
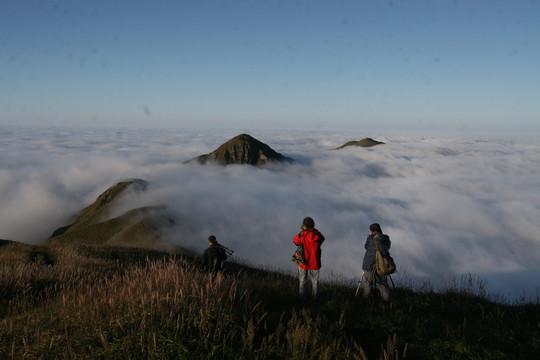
[1, 243, 397, 359]
[1, 242, 538, 359]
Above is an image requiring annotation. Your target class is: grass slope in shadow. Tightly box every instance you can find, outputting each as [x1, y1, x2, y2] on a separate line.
[1, 243, 539, 359]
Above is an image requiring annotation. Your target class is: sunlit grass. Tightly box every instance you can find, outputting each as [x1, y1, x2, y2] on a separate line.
[1, 242, 538, 359]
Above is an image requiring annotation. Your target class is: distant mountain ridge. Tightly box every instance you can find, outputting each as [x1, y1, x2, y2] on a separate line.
[186, 133, 292, 166]
[44, 135, 387, 249]
[45, 134, 292, 250]
[48, 179, 174, 248]
[336, 138, 385, 149]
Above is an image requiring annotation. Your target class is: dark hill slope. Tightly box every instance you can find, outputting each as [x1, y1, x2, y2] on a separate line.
[0, 239, 18, 247]
[186, 133, 292, 166]
[48, 179, 174, 248]
[336, 138, 385, 149]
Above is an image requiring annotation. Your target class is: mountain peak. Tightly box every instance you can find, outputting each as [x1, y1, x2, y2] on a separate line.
[336, 138, 385, 149]
[186, 133, 292, 166]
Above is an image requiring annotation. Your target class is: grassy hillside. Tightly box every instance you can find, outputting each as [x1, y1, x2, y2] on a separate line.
[53, 181, 139, 235]
[48, 205, 173, 247]
[1, 243, 539, 359]
[48, 180, 177, 248]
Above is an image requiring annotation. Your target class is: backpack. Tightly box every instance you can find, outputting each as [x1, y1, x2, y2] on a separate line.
[373, 237, 396, 275]
[291, 244, 306, 265]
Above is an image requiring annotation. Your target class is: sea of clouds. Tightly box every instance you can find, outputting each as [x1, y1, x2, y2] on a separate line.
[1, 126, 539, 302]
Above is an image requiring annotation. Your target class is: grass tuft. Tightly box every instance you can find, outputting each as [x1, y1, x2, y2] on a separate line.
[27, 246, 56, 266]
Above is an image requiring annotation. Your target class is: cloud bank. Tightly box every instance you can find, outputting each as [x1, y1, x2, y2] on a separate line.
[1, 126, 539, 302]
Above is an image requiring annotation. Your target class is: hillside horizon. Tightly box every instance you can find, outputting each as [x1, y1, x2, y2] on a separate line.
[2, 128, 539, 303]
[1, 241, 539, 359]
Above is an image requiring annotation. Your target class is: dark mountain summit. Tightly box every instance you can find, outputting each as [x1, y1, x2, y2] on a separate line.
[48, 179, 174, 248]
[186, 134, 292, 166]
[336, 138, 385, 149]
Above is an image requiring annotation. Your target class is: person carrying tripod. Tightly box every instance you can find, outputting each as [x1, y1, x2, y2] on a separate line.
[202, 235, 229, 276]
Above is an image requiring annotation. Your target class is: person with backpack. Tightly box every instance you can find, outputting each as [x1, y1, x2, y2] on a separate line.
[293, 217, 325, 299]
[203, 235, 228, 275]
[362, 223, 391, 301]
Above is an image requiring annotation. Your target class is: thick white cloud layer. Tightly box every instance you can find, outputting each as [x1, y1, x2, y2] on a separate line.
[1, 126, 539, 302]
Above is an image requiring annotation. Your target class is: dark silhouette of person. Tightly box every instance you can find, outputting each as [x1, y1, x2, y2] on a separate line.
[202, 235, 227, 275]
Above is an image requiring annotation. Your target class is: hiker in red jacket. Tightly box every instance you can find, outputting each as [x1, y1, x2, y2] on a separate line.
[293, 217, 325, 299]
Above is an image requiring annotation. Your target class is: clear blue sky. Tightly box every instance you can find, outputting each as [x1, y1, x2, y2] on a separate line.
[1, 0, 539, 132]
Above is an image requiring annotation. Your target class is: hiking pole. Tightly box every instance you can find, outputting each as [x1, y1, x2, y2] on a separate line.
[354, 272, 364, 297]
[388, 274, 396, 288]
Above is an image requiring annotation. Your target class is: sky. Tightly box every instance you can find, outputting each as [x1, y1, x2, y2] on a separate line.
[1, 127, 539, 302]
[1, 0, 539, 132]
